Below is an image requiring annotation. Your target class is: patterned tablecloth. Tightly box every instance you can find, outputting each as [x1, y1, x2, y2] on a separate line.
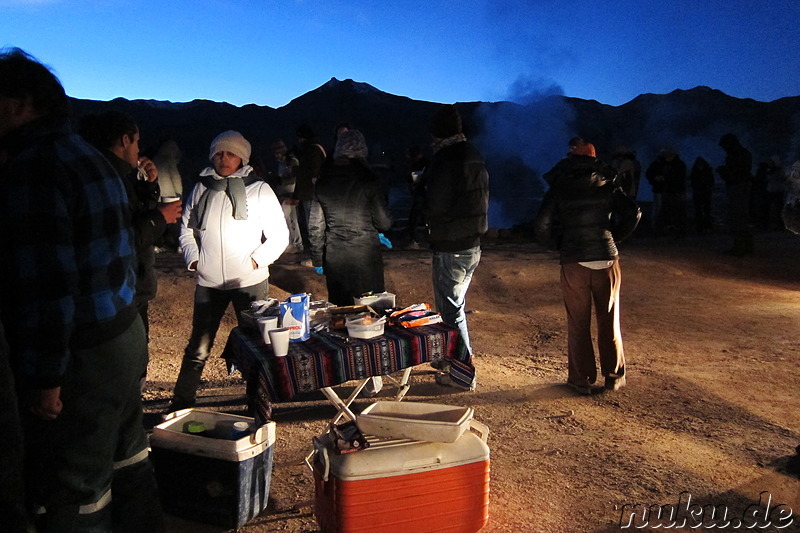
[222, 323, 475, 423]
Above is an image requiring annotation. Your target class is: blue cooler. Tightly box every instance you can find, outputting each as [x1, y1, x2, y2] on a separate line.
[149, 409, 275, 528]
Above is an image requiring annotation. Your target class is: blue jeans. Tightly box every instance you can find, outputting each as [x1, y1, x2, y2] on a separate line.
[300, 199, 326, 266]
[432, 247, 481, 356]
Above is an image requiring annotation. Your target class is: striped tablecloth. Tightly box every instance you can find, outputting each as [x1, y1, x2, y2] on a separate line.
[222, 323, 475, 423]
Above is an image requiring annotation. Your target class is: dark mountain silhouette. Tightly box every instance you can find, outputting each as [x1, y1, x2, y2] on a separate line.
[68, 79, 800, 229]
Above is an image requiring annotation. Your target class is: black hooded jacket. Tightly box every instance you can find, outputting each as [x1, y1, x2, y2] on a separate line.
[423, 139, 489, 252]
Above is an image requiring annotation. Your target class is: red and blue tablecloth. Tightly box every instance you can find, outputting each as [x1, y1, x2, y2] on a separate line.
[222, 324, 475, 423]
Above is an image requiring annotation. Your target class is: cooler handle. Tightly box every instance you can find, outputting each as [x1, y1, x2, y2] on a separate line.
[311, 436, 331, 482]
[161, 407, 192, 422]
[469, 420, 489, 443]
[251, 423, 267, 445]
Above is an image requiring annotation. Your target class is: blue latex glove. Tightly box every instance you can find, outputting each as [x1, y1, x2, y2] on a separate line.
[378, 233, 393, 249]
[314, 266, 324, 275]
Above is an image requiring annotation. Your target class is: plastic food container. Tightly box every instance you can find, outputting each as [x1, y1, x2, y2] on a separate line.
[354, 292, 396, 310]
[345, 316, 386, 339]
[357, 401, 475, 443]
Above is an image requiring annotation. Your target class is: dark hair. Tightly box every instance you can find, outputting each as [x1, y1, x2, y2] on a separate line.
[429, 104, 462, 138]
[0, 47, 69, 126]
[78, 110, 138, 151]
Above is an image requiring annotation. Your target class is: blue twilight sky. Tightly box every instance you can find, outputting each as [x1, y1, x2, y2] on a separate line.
[1, 0, 799, 108]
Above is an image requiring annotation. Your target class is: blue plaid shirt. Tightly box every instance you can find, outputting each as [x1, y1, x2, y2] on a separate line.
[0, 122, 137, 388]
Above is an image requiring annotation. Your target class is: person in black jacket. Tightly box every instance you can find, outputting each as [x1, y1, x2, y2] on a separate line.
[423, 105, 489, 390]
[535, 147, 640, 394]
[0, 48, 165, 532]
[316, 130, 393, 305]
[645, 148, 687, 238]
[79, 111, 182, 384]
[689, 156, 715, 233]
[717, 133, 754, 255]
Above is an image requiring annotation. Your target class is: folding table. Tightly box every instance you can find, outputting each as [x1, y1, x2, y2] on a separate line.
[221, 323, 475, 426]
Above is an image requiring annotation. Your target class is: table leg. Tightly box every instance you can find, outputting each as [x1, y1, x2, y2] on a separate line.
[320, 380, 367, 424]
[386, 367, 412, 401]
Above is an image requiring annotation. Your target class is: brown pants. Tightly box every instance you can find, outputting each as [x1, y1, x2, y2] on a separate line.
[560, 259, 625, 385]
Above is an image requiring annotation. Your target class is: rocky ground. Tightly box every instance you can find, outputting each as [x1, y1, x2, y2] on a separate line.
[142, 228, 800, 532]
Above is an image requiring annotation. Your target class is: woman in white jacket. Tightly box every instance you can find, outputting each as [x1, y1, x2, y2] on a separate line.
[168, 131, 289, 411]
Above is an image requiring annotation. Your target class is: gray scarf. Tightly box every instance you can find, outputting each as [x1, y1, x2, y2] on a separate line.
[188, 167, 259, 230]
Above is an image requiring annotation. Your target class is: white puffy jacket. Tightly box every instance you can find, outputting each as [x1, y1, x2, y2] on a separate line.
[180, 166, 289, 289]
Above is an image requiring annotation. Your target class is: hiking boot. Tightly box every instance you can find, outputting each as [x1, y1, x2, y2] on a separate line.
[604, 373, 626, 391]
[435, 372, 476, 391]
[566, 380, 593, 395]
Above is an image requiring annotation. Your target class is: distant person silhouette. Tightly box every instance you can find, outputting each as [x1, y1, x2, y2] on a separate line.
[717, 133, 754, 255]
[270, 139, 303, 252]
[293, 124, 327, 268]
[646, 148, 687, 238]
[689, 156, 715, 233]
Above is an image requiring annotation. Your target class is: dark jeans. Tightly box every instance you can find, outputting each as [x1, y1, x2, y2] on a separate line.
[172, 281, 268, 408]
[24, 316, 165, 532]
[726, 182, 753, 253]
[0, 318, 27, 532]
[431, 247, 481, 357]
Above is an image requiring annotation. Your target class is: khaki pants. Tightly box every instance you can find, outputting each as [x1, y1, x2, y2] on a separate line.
[560, 259, 625, 385]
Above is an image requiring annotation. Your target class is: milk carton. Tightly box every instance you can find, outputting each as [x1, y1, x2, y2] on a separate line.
[280, 293, 310, 342]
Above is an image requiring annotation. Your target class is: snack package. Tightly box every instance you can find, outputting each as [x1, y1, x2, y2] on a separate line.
[389, 303, 442, 328]
[280, 293, 310, 342]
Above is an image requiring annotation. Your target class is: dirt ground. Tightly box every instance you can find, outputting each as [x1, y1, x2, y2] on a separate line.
[142, 228, 800, 533]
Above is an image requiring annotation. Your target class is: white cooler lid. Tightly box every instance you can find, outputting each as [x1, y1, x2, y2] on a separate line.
[150, 408, 275, 462]
[317, 421, 489, 481]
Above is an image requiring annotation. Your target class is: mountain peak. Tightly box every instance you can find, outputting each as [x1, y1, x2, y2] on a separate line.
[323, 77, 381, 95]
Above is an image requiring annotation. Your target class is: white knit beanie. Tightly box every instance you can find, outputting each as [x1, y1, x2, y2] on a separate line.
[209, 130, 251, 165]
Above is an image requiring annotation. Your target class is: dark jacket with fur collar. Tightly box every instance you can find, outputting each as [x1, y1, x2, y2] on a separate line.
[423, 139, 489, 252]
[535, 156, 640, 264]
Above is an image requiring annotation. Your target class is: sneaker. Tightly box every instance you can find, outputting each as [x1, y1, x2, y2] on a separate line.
[605, 373, 626, 391]
[161, 399, 193, 420]
[435, 372, 476, 391]
[406, 241, 421, 250]
[566, 380, 593, 395]
[430, 359, 449, 371]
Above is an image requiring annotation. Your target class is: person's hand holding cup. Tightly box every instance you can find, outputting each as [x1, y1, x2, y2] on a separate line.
[159, 195, 182, 224]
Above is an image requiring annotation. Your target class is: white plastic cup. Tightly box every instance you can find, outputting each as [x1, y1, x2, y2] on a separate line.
[160, 195, 181, 204]
[268, 327, 291, 356]
[257, 316, 279, 344]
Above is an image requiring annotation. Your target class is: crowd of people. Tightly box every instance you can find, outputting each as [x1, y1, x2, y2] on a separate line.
[2, 46, 799, 531]
[639, 135, 798, 256]
[0, 48, 489, 531]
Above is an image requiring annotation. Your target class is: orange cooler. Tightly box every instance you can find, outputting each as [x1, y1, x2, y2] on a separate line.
[313, 421, 490, 533]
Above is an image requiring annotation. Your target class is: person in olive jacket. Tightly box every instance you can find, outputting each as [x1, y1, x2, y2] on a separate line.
[535, 146, 640, 395]
[316, 130, 393, 305]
